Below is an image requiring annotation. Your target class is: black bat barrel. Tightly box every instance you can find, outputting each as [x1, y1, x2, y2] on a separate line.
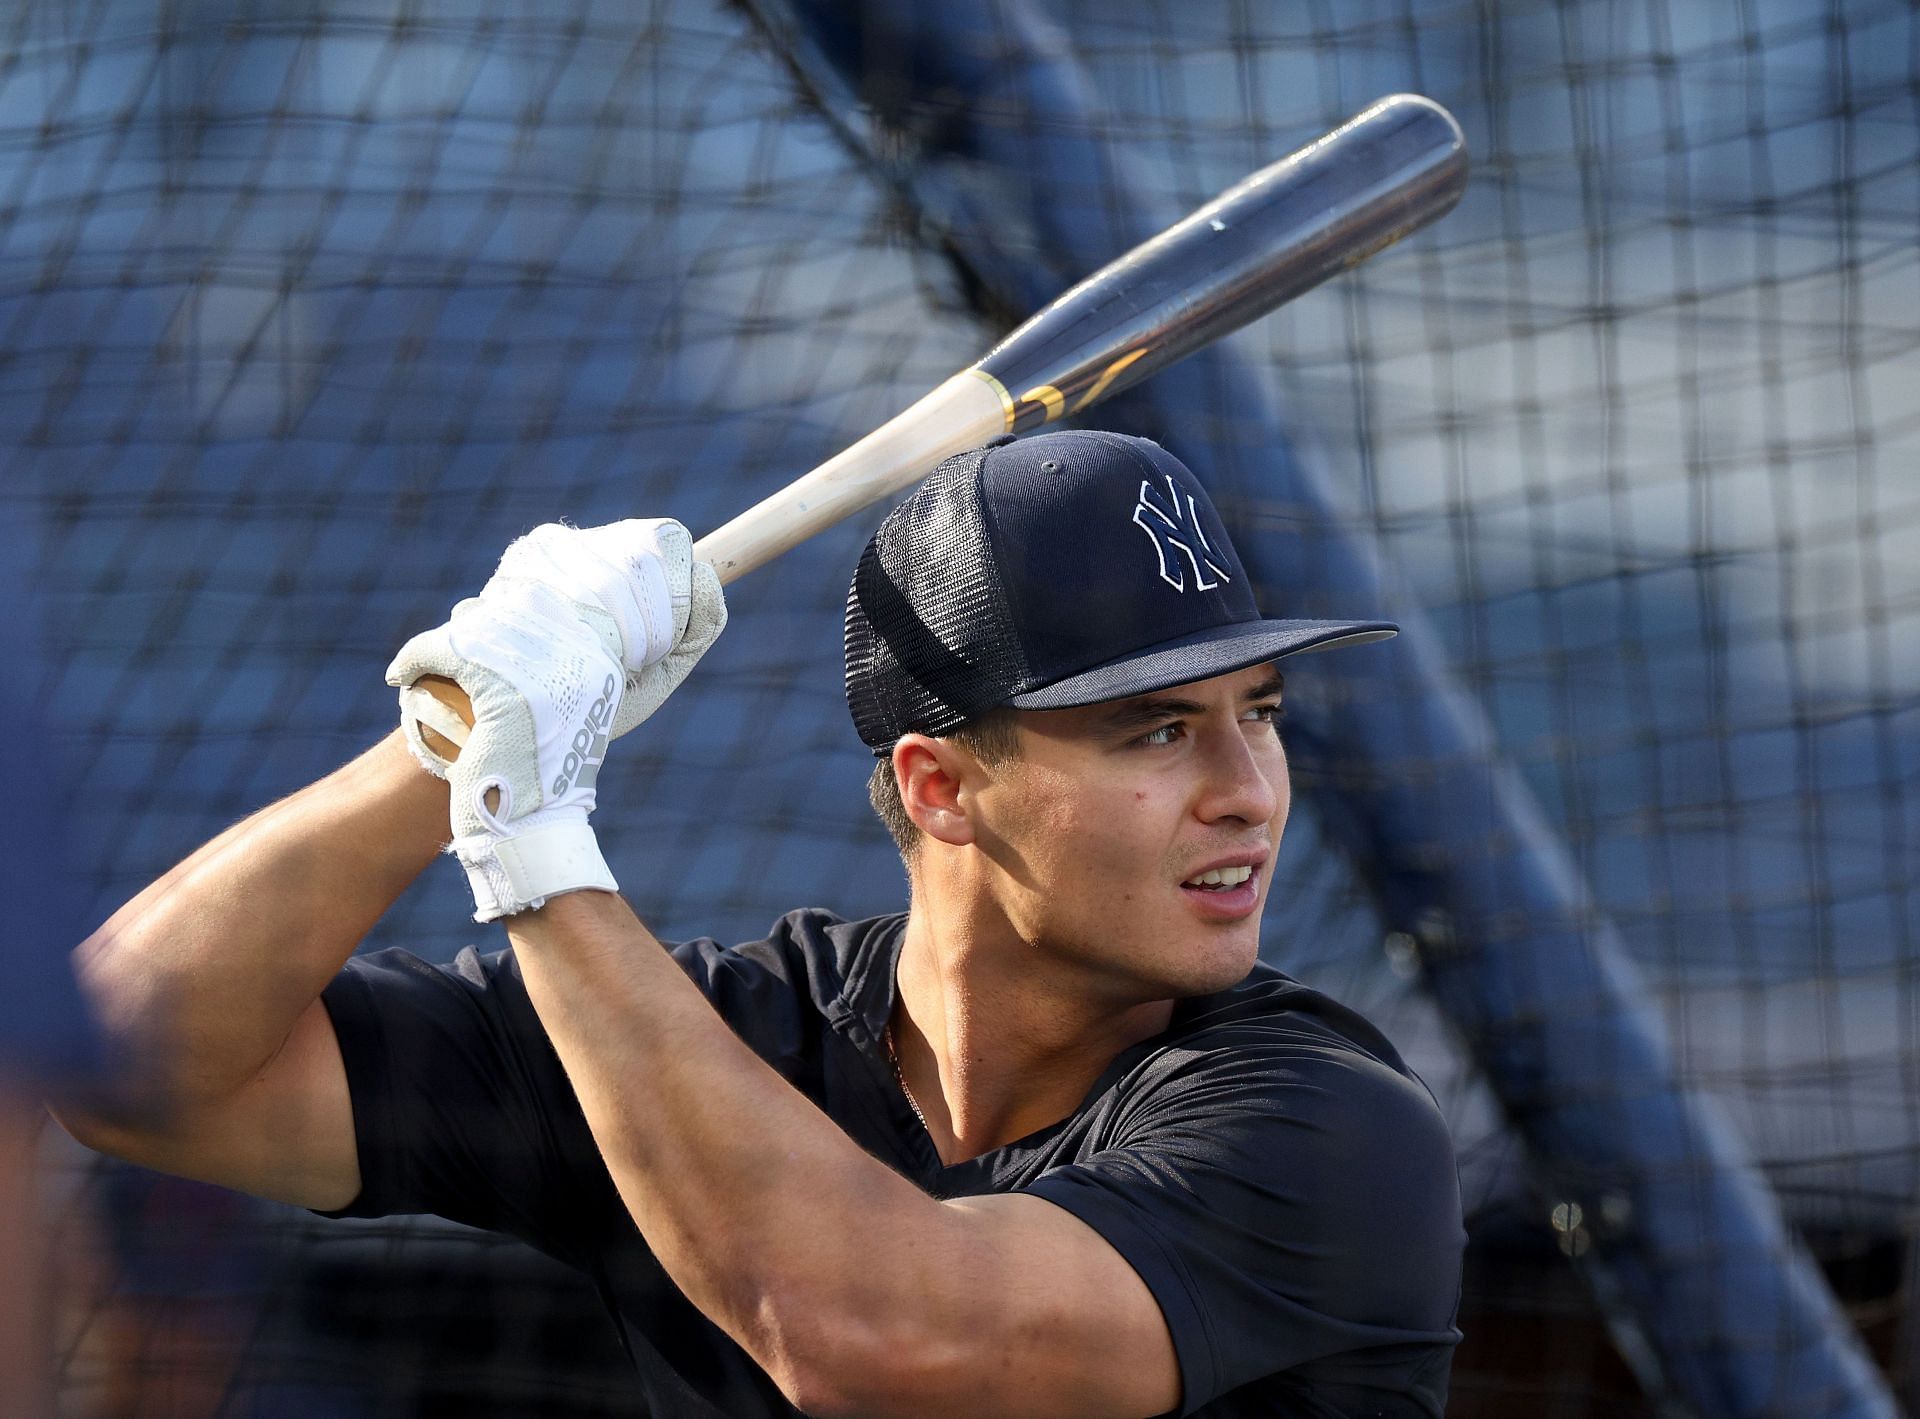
[974, 94, 1468, 433]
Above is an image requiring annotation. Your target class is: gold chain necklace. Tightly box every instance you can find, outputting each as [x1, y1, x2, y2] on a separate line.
[883, 1022, 929, 1131]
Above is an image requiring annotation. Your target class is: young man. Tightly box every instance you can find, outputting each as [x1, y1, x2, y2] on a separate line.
[56, 430, 1464, 1417]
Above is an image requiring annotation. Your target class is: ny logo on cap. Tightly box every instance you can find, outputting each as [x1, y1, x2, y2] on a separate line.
[1132, 476, 1231, 592]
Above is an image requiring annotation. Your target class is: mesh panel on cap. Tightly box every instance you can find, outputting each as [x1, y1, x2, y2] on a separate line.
[844, 448, 1027, 748]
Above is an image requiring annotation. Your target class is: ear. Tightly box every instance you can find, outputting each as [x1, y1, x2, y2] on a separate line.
[893, 735, 978, 849]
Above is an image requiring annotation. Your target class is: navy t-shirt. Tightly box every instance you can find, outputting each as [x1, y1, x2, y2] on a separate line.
[319, 909, 1463, 1418]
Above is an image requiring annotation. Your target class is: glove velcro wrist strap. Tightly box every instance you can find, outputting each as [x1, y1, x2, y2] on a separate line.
[451, 818, 617, 923]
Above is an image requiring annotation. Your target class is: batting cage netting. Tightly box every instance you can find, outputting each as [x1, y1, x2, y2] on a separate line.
[11, 1, 1917, 1415]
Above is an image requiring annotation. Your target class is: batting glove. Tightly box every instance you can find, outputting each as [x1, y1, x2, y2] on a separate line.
[385, 519, 727, 922]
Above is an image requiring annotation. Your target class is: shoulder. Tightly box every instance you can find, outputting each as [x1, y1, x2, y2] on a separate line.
[1113, 966, 1463, 1311]
[1131, 980, 1453, 1174]
[1024, 969, 1463, 1393]
[1135, 963, 1437, 1118]
[1173, 959, 1411, 1059]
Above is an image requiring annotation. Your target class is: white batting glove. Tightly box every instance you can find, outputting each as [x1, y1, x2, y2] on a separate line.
[385, 519, 727, 922]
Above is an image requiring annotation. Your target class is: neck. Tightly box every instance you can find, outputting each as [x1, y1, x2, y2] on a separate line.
[890, 883, 1173, 1166]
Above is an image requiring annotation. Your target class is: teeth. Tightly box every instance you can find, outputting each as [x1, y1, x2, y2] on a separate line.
[1184, 865, 1254, 888]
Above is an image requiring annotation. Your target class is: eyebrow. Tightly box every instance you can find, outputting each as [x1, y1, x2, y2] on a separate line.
[1094, 670, 1285, 733]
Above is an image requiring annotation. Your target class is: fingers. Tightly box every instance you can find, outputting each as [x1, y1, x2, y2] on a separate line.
[395, 521, 727, 787]
[492, 519, 694, 673]
[382, 519, 723, 923]
[609, 561, 727, 737]
[385, 622, 463, 691]
[683, 559, 728, 659]
[387, 624, 472, 777]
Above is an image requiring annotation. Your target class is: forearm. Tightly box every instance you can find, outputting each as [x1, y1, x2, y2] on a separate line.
[73, 732, 446, 1109]
[509, 893, 947, 1400]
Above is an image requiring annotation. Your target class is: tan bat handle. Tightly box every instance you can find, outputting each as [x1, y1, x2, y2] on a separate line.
[410, 367, 1013, 753]
[691, 369, 1011, 584]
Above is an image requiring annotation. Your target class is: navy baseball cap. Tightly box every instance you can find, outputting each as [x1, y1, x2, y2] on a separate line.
[844, 429, 1396, 751]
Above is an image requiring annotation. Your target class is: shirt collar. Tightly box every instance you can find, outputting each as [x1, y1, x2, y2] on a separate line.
[831, 911, 909, 1049]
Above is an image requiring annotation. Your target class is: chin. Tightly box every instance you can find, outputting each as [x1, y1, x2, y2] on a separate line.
[1161, 925, 1263, 998]
[1042, 902, 1263, 999]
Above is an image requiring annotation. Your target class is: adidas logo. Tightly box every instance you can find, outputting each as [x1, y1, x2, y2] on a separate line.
[553, 673, 619, 796]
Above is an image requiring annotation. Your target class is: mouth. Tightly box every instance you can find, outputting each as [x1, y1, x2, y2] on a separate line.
[1181, 864, 1255, 891]
[1178, 859, 1263, 919]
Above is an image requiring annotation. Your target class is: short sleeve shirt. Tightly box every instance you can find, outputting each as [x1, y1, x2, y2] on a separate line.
[319, 909, 1463, 1418]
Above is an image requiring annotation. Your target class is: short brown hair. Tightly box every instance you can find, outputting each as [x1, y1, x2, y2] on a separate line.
[868, 708, 1021, 862]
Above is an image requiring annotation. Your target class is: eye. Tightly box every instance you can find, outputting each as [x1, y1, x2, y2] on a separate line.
[1244, 702, 1286, 729]
[1137, 721, 1185, 747]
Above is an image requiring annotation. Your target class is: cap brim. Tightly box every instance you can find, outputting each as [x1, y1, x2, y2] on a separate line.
[1005, 619, 1397, 711]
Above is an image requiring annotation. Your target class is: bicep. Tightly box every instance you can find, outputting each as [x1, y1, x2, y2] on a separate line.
[840, 1192, 1180, 1419]
[839, 1055, 1461, 1419]
[51, 997, 360, 1212]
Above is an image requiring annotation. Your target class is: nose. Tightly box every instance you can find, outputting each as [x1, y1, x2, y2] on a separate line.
[1194, 719, 1283, 827]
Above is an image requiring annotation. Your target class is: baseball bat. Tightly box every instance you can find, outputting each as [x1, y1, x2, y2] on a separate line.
[413, 94, 1466, 749]
[695, 92, 1466, 580]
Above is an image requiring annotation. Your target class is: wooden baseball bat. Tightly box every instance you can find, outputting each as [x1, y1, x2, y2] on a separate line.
[696, 92, 1466, 580]
[416, 94, 1467, 747]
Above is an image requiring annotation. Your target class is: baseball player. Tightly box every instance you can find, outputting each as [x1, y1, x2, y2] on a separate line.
[54, 430, 1463, 1417]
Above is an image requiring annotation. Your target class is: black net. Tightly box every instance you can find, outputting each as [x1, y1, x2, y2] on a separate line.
[16, 1, 1918, 1415]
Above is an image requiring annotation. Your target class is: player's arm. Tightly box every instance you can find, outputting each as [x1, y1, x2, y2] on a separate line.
[48, 732, 446, 1211]
[54, 513, 723, 1212]
[510, 890, 1181, 1419]
[401, 520, 1173, 1416]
